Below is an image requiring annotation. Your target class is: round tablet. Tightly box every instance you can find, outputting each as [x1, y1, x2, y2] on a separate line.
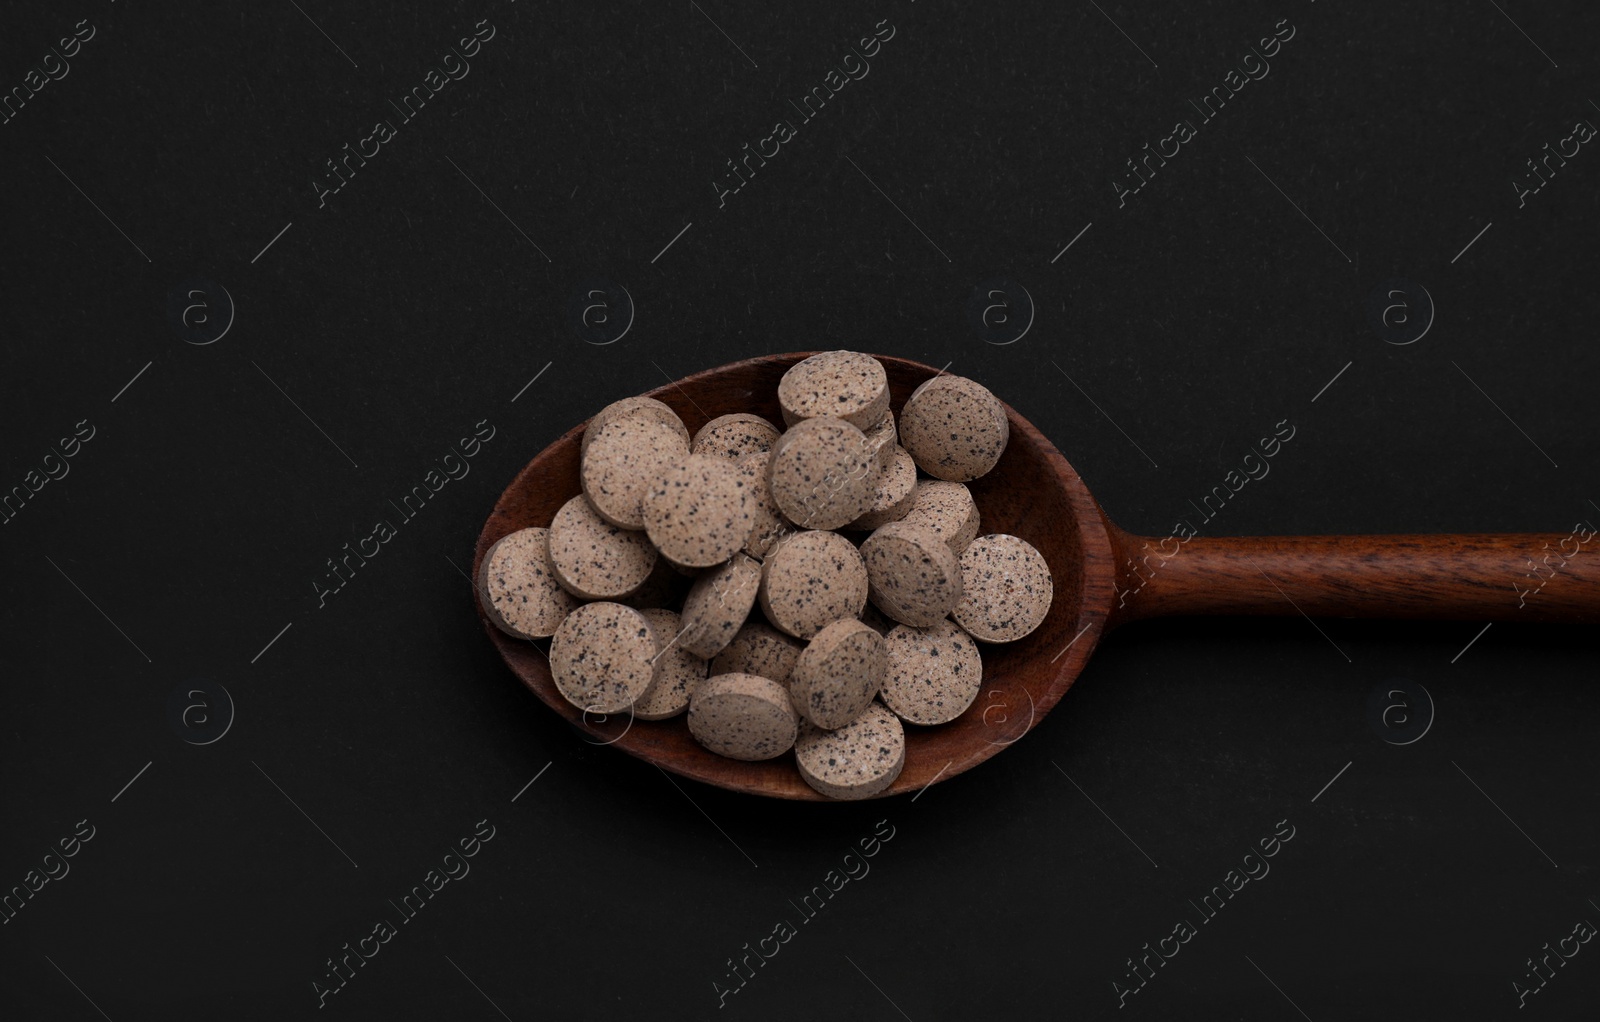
[758, 530, 869, 639]
[632, 608, 709, 720]
[643, 454, 751, 568]
[789, 619, 887, 729]
[767, 417, 880, 531]
[860, 521, 964, 627]
[849, 445, 918, 530]
[778, 350, 890, 431]
[794, 703, 905, 800]
[898, 375, 1009, 482]
[880, 619, 984, 725]
[735, 451, 791, 559]
[861, 411, 899, 475]
[709, 622, 804, 685]
[477, 527, 582, 639]
[679, 553, 762, 658]
[547, 494, 659, 599]
[692, 413, 781, 461]
[688, 673, 799, 761]
[952, 533, 1054, 642]
[582, 396, 690, 454]
[899, 480, 981, 556]
[549, 602, 659, 714]
[581, 417, 691, 529]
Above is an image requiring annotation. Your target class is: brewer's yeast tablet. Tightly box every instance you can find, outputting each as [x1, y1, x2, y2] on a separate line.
[632, 608, 709, 721]
[952, 533, 1053, 642]
[794, 702, 905, 800]
[643, 454, 751, 568]
[758, 530, 869, 639]
[679, 553, 761, 658]
[767, 417, 880, 531]
[688, 673, 799, 761]
[860, 521, 964, 627]
[880, 619, 983, 725]
[850, 445, 918, 530]
[583, 397, 690, 454]
[478, 527, 581, 639]
[692, 413, 781, 461]
[898, 375, 1009, 482]
[898, 480, 981, 556]
[861, 411, 898, 475]
[581, 417, 691, 529]
[788, 618, 887, 729]
[709, 622, 804, 685]
[549, 602, 659, 714]
[547, 495, 659, 600]
[777, 351, 890, 431]
[735, 451, 790, 559]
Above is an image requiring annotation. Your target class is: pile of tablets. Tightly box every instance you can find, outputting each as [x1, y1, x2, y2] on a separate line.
[479, 352, 1054, 799]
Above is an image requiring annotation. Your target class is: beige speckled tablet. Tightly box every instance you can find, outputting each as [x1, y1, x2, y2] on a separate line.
[898, 375, 1009, 482]
[861, 411, 898, 475]
[549, 602, 659, 714]
[758, 530, 869, 639]
[860, 521, 964, 627]
[581, 417, 691, 529]
[687, 673, 799, 761]
[794, 703, 905, 800]
[582, 396, 690, 454]
[789, 619, 887, 729]
[778, 351, 890, 431]
[692, 413, 781, 461]
[767, 417, 880, 530]
[679, 553, 761, 658]
[849, 445, 918, 530]
[632, 608, 709, 720]
[735, 451, 792, 559]
[898, 480, 981, 556]
[953, 533, 1054, 642]
[547, 495, 659, 599]
[477, 527, 582, 639]
[880, 619, 984, 725]
[709, 622, 804, 685]
[643, 454, 751, 568]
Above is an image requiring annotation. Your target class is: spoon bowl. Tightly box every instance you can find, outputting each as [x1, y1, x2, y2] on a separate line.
[473, 352, 1119, 800]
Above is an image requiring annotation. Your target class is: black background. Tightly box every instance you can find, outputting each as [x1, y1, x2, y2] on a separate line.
[3, 0, 1598, 1018]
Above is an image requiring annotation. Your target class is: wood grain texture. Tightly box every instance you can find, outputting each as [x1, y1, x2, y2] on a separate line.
[1108, 527, 1600, 625]
[473, 353, 1117, 801]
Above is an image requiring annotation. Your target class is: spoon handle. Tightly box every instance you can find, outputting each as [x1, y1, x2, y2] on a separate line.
[1107, 527, 1600, 625]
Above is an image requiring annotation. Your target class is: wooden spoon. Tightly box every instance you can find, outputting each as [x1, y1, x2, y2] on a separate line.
[472, 353, 1600, 801]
